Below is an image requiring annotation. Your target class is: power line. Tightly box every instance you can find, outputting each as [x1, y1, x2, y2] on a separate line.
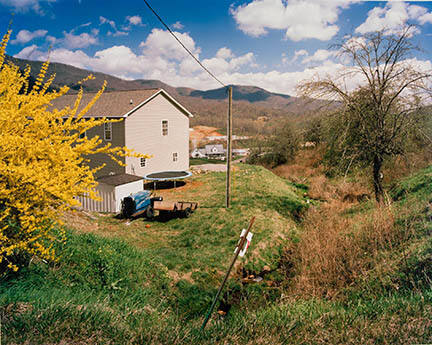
[143, 0, 227, 88]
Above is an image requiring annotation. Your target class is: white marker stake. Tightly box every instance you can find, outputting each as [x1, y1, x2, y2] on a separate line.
[239, 232, 253, 257]
[234, 229, 253, 257]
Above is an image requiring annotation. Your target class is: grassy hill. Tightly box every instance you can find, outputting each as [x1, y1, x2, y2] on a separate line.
[1, 164, 307, 344]
[2, 163, 431, 344]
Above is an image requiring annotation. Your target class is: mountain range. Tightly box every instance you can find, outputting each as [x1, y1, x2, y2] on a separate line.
[6, 55, 325, 132]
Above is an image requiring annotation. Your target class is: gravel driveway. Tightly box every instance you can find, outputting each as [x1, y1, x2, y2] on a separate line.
[191, 164, 227, 172]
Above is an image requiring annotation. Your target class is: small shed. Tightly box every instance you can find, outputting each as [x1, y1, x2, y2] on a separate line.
[76, 174, 144, 213]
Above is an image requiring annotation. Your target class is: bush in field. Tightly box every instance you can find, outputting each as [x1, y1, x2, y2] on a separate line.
[249, 121, 300, 167]
[0, 31, 147, 276]
[303, 116, 325, 146]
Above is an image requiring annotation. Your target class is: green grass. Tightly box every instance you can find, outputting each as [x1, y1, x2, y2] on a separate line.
[1, 164, 431, 344]
[391, 165, 432, 202]
[190, 157, 226, 165]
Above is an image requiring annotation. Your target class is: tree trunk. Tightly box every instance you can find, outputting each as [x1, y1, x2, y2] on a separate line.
[373, 154, 384, 203]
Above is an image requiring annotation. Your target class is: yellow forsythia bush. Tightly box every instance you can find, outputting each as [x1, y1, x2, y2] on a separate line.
[0, 30, 148, 275]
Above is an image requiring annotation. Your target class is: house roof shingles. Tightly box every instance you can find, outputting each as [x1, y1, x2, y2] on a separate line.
[205, 144, 224, 155]
[97, 173, 144, 186]
[50, 88, 192, 118]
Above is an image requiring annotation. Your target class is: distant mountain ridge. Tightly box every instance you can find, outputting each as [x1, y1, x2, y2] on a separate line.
[5, 55, 326, 133]
[190, 85, 291, 103]
[5, 55, 292, 101]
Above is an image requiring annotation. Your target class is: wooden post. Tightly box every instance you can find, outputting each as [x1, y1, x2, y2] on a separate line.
[226, 86, 233, 208]
[201, 216, 256, 331]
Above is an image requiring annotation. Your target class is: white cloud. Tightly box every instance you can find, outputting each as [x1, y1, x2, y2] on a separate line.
[291, 49, 308, 63]
[46, 35, 57, 44]
[126, 15, 143, 26]
[172, 21, 184, 30]
[216, 47, 233, 60]
[48, 48, 92, 69]
[14, 44, 39, 59]
[110, 30, 128, 37]
[100, 16, 130, 36]
[201, 51, 255, 76]
[99, 16, 117, 30]
[419, 12, 432, 25]
[356, 2, 432, 35]
[63, 31, 98, 49]
[139, 28, 201, 61]
[302, 49, 338, 64]
[74, 22, 92, 31]
[11, 29, 47, 44]
[230, 0, 356, 41]
[0, 0, 55, 14]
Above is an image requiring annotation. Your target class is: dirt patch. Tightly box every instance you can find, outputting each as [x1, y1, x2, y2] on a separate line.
[191, 164, 241, 173]
[190, 126, 223, 142]
[3, 303, 33, 323]
[167, 269, 198, 284]
[172, 179, 204, 191]
[62, 211, 99, 233]
[191, 164, 227, 172]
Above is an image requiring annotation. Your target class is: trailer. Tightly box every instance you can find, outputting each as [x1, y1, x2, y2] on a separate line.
[153, 200, 198, 219]
[120, 190, 198, 220]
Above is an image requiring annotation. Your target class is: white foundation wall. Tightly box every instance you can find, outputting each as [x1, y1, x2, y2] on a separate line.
[75, 183, 116, 213]
[114, 180, 144, 213]
[75, 180, 143, 213]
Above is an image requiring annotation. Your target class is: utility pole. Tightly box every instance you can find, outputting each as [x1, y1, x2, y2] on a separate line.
[226, 86, 233, 208]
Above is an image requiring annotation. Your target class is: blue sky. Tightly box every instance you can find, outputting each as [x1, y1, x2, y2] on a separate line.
[1, 0, 432, 95]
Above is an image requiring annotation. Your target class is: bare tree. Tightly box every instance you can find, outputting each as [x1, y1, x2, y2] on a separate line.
[299, 26, 431, 202]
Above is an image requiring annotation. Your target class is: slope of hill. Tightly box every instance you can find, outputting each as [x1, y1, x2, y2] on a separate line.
[6, 55, 144, 93]
[2, 163, 431, 344]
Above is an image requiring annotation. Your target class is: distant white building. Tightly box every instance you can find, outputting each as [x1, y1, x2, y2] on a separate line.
[191, 148, 207, 158]
[205, 144, 225, 159]
[191, 144, 226, 160]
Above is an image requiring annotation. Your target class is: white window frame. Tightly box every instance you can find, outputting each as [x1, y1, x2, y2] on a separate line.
[173, 152, 178, 162]
[140, 157, 146, 167]
[104, 122, 112, 141]
[162, 120, 168, 136]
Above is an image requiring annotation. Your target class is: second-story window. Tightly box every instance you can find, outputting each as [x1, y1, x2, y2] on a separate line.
[104, 122, 112, 141]
[173, 152, 178, 162]
[162, 120, 168, 136]
[140, 158, 146, 167]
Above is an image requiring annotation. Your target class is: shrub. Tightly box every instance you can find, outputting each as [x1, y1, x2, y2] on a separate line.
[248, 121, 300, 167]
[0, 30, 147, 276]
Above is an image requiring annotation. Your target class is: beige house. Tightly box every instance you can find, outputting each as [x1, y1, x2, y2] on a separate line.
[52, 89, 193, 178]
